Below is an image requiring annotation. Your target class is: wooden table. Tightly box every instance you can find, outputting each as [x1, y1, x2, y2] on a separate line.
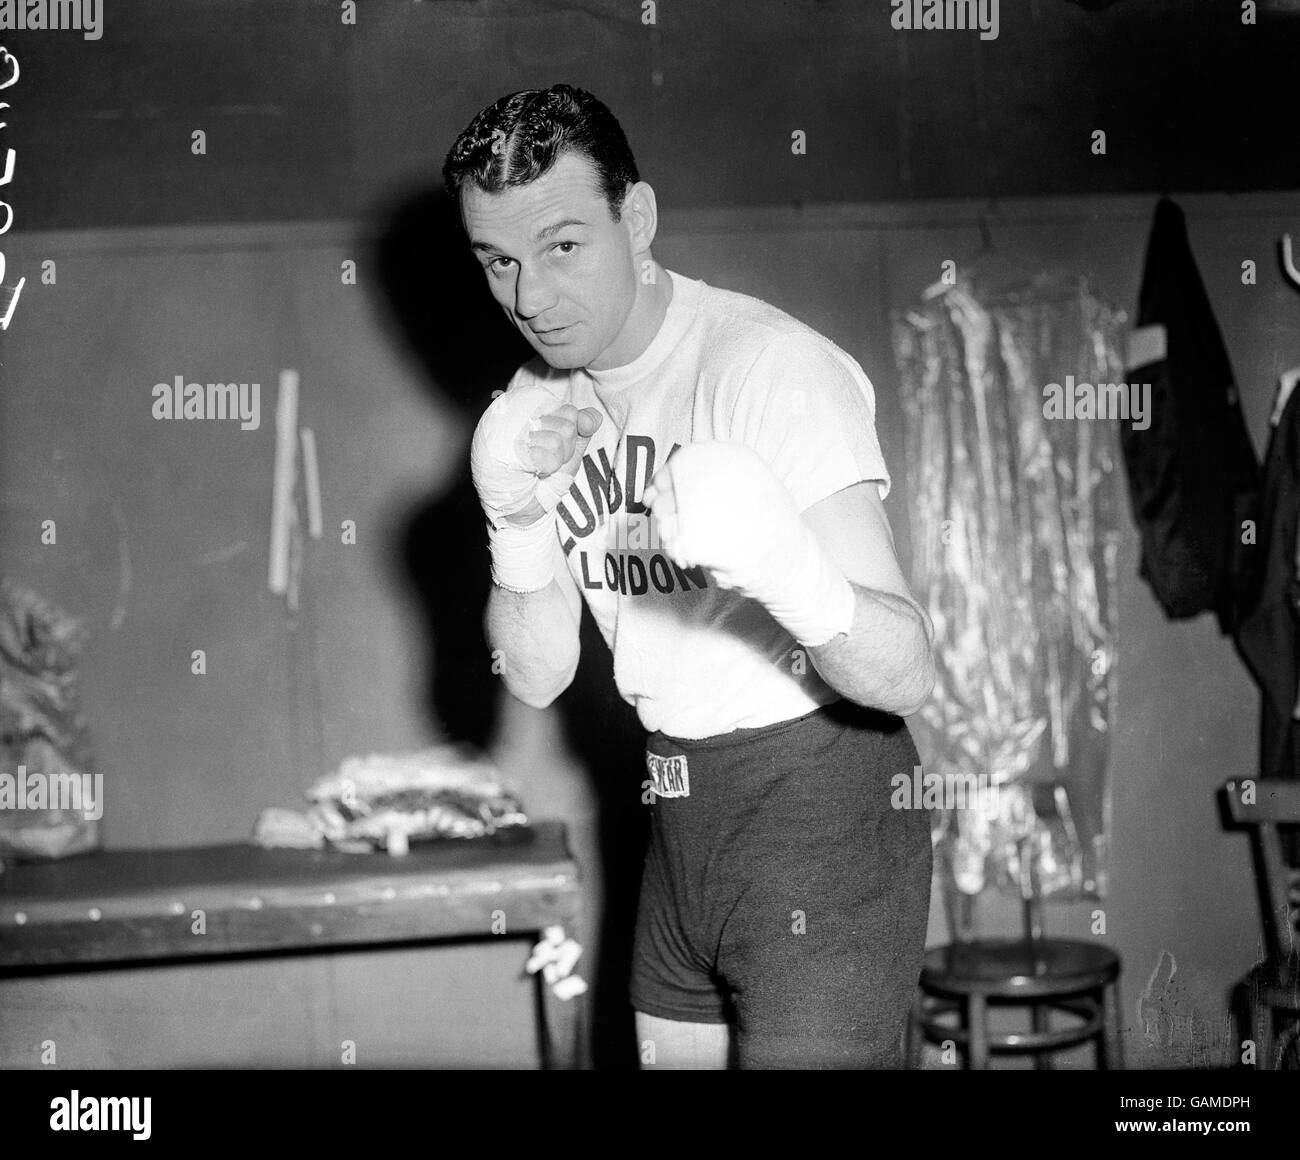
[0, 821, 584, 1068]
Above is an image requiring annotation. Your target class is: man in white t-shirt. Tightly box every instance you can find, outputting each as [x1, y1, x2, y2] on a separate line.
[444, 84, 935, 1069]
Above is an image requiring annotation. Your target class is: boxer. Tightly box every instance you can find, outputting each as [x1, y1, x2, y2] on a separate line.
[446, 84, 936, 1069]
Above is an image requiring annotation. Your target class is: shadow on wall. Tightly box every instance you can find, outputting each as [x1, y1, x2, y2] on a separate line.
[370, 187, 649, 1070]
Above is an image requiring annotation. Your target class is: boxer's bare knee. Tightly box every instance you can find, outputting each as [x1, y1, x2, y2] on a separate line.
[635, 1012, 729, 1070]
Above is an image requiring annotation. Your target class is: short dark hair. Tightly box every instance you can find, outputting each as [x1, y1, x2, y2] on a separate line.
[442, 84, 640, 222]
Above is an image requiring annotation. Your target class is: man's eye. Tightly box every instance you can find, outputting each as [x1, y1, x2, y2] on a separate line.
[487, 256, 512, 272]
[554, 242, 577, 256]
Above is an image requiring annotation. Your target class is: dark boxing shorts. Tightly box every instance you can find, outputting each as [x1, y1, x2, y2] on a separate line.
[631, 698, 933, 1069]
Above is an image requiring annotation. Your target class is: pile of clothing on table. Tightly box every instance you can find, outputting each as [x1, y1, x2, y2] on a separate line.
[254, 745, 528, 856]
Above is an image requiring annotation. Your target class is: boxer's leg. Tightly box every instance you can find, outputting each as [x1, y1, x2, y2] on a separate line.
[629, 778, 731, 1069]
[634, 1012, 729, 1070]
[724, 823, 931, 1068]
[714, 705, 933, 1069]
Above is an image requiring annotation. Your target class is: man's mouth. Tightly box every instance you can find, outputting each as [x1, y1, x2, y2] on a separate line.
[533, 324, 574, 340]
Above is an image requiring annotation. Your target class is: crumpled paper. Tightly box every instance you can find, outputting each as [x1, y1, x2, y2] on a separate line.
[526, 925, 587, 1001]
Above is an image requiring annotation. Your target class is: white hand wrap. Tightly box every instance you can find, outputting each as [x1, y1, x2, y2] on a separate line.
[470, 384, 577, 593]
[651, 442, 856, 647]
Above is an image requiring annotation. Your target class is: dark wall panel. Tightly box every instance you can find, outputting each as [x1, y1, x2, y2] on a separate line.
[5, 0, 1298, 232]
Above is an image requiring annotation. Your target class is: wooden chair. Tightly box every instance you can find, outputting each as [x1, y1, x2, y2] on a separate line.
[1221, 778, 1300, 1070]
[906, 832, 1123, 1069]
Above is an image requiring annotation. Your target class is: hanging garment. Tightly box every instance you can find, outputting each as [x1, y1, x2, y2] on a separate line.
[1233, 376, 1300, 862]
[1120, 197, 1260, 635]
[892, 276, 1124, 902]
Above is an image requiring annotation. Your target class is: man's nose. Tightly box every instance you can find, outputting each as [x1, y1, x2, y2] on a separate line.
[514, 265, 557, 321]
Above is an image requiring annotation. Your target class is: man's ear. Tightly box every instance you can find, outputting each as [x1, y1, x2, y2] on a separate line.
[621, 181, 658, 253]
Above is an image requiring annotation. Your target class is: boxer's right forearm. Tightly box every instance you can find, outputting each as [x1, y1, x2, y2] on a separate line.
[471, 383, 600, 708]
[485, 580, 581, 709]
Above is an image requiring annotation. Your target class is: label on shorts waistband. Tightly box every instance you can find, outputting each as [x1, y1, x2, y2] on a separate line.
[646, 752, 690, 798]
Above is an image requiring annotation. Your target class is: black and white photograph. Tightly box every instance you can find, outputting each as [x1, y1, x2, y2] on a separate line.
[1, 0, 1298, 1127]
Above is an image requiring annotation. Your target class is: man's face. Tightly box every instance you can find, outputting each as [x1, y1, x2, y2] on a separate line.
[461, 150, 639, 371]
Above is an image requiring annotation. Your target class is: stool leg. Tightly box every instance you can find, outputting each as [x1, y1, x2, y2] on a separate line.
[1099, 981, 1123, 1070]
[968, 993, 989, 1070]
[1031, 1002, 1052, 1070]
[904, 993, 923, 1069]
[1093, 988, 1108, 1069]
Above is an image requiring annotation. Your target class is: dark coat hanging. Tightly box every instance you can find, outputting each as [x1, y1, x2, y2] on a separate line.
[1120, 196, 1260, 635]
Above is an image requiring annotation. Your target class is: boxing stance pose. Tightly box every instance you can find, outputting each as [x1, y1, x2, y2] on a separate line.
[445, 85, 935, 1069]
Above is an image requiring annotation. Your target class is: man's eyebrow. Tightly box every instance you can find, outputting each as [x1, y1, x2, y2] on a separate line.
[470, 218, 589, 253]
[532, 218, 589, 241]
[470, 219, 587, 253]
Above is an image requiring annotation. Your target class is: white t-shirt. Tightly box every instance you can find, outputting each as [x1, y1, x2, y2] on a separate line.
[505, 269, 891, 740]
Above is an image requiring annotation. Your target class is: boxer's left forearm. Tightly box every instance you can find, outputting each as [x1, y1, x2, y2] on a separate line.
[806, 582, 935, 716]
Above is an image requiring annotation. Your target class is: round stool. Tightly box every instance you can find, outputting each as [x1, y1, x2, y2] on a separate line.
[907, 937, 1123, 1069]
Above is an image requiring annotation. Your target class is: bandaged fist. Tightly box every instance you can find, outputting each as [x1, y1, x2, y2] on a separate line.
[526, 403, 603, 478]
[471, 384, 603, 529]
[642, 441, 802, 594]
